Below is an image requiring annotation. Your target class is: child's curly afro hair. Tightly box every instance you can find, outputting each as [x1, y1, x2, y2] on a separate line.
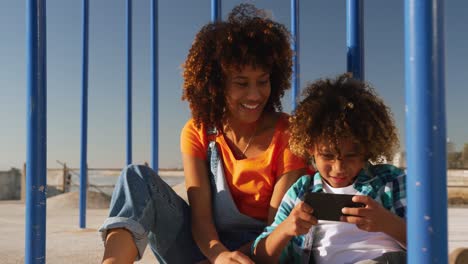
[289, 73, 399, 164]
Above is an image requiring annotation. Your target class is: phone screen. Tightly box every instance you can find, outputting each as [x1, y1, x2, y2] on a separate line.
[303, 192, 365, 221]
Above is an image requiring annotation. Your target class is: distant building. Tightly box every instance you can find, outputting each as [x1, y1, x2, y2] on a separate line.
[394, 141, 468, 169]
[447, 138, 456, 153]
[463, 143, 468, 169]
[448, 152, 463, 169]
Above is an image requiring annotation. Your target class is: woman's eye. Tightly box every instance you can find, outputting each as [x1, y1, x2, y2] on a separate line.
[257, 79, 269, 86]
[234, 82, 248, 87]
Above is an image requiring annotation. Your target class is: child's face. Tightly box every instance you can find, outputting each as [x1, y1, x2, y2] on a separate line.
[312, 139, 366, 188]
[224, 65, 271, 124]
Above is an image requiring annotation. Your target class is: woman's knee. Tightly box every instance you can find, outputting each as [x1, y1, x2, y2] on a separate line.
[123, 164, 185, 208]
[120, 164, 163, 188]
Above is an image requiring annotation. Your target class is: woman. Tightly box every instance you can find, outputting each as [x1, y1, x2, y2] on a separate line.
[100, 4, 307, 263]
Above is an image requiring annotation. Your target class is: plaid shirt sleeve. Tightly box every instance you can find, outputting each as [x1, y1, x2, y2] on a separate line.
[374, 165, 407, 218]
[391, 171, 406, 218]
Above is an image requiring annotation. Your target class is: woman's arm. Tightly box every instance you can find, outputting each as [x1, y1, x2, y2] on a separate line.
[183, 153, 224, 261]
[267, 168, 306, 224]
[183, 153, 253, 264]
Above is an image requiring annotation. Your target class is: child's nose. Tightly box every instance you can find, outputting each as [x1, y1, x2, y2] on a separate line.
[332, 159, 346, 172]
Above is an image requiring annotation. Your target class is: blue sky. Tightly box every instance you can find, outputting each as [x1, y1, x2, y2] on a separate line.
[1, 0, 467, 170]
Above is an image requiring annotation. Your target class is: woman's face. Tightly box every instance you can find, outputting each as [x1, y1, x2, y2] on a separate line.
[224, 65, 271, 124]
[312, 139, 366, 188]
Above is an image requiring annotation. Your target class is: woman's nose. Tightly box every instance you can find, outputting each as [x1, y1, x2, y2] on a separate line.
[247, 85, 262, 99]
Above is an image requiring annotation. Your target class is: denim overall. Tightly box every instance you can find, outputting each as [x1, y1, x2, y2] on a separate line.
[99, 128, 266, 263]
[206, 128, 266, 243]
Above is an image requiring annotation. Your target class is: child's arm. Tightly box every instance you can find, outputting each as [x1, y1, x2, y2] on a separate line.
[341, 195, 407, 246]
[253, 201, 317, 263]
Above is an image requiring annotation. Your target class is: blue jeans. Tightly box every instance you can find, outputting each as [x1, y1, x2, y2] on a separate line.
[99, 165, 259, 263]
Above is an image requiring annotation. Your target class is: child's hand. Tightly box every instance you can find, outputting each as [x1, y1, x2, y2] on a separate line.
[281, 201, 318, 237]
[340, 195, 398, 233]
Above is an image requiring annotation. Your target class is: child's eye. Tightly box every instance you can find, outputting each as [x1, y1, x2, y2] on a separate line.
[320, 153, 335, 160]
[257, 79, 269, 86]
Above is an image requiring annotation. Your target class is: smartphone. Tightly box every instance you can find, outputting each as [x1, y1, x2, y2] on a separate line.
[303, 192, 365, 221]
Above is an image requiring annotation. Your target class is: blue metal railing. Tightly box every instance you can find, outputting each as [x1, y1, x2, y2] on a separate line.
[346, 0, 364, 80]
[24, 0, 448, 262]
[405, 0, 448, 262]
[211, 0, 221, 22]
[79, 0, 89, 229]
[291, 0, 300, 110]
[25, 0, 47, 262]
[151, 0, 159, 171]
[126, 0, 133, 166]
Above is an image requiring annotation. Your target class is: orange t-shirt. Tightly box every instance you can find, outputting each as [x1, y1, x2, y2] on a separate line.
[180, 113, 306, 222]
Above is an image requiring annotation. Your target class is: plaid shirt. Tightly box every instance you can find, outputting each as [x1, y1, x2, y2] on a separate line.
[252, 164, 406, 264]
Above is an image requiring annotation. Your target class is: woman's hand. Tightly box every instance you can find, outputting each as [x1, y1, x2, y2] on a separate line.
[268, 168, 306, 224]
[281, 201, 317, 237]
[341, 195, 406, 246]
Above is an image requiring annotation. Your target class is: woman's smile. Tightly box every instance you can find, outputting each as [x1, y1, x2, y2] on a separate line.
[225, 65, 271, 124]
[241, 103, 260, 110]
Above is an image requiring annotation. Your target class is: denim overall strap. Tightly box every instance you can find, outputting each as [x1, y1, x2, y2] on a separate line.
[206, 129, 265, 233]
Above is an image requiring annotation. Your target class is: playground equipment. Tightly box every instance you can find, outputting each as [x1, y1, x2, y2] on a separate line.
[24, 0, 448, 263]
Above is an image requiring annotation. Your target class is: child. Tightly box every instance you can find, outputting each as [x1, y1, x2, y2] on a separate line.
[252, 74, 407, 264]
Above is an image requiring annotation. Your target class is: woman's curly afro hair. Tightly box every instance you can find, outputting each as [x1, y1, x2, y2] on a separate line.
[182, 3, 292, 129]
[289, 73, 399, 164]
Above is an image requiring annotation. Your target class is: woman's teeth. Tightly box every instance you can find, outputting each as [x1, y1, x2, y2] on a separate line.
[242, 103, 259, 110]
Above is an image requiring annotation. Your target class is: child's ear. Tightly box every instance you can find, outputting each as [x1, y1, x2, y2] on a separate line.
[309, 155, 317, 171]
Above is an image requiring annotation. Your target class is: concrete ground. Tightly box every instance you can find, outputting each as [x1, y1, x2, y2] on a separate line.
[0, 200, 156, 264]
[1, 200, 467, 263]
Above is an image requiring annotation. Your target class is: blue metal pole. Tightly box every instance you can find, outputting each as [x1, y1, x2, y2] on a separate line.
[211, 0, 221, 22]
[126, 0, 133, 165]
[291, 0, 300, 110]
[405, 0, 447, 263]
[25, 0, 47, 262]
[79, 0, 89, 229]
[346, 0, 364, 81]
[151, 0, 159, 171]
